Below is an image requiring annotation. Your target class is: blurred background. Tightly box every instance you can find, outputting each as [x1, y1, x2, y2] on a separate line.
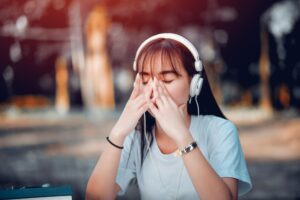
[0, 0, 300, 199]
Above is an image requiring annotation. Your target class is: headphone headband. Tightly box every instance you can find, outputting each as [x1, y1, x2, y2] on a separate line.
[133, 33, 202, 72]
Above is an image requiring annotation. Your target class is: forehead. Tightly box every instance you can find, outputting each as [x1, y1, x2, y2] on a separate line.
[137, 50, 184, 74]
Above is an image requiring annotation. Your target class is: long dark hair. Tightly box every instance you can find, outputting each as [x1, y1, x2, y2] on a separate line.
[132, 37, 226, 168]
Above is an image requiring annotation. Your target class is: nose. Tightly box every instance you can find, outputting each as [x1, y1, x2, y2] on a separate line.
[142, 79, 154, 98]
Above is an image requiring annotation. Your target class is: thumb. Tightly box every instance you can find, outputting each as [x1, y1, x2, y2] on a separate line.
[129, 73, 141, 100]
[178, 103, 187, 117]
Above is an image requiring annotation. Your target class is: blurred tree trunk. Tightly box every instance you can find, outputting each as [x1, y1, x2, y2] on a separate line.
[259, 24, 272, 111]
[55, 56, 70, 114]
[82, 5, 115, 110]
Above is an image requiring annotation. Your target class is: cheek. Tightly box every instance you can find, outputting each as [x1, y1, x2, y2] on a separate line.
[164, 81, 190, 105]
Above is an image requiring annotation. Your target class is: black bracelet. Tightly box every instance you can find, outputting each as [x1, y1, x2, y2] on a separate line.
[106, 136, 124, 149]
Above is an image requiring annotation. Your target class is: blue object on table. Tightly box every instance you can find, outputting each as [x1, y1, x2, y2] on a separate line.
[0, 185, 72, 199]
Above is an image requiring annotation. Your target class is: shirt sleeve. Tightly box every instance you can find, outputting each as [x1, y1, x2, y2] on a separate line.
[115, 130, 137, 196]
[207, 119, 253, 197]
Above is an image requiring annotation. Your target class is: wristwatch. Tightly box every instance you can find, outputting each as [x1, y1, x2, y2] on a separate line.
[178, 141, 198, 156]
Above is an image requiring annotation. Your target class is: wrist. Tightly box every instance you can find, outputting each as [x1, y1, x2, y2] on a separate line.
[175, 130, 194, 149]
[109, 130, 126, 146]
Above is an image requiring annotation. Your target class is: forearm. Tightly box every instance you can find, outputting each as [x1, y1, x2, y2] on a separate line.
[176, 132, 233, 200]
[86, 132, 125, 200]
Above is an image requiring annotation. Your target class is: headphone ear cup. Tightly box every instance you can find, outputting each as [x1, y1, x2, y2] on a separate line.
[190, 74, 203, 97]
[194, 60, 203, 72]
[196, 77, 203, 96]
[190, 74, 199, 97]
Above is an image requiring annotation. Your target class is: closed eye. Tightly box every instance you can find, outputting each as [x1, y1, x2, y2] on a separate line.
[163, 80, 173, 84]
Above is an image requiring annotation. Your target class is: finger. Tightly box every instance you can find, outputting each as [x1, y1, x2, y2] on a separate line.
[144, 84, 153, 101]
[136, 101, 150, 115]
[135, 87, 153, 110]
[178, 103, 187, 116]
[137, 100, 148, 111]
[155, 78, 165, 96]
[158, 79, 170, 97]
[155, 78, 173, 107]
[134, 94, 147, 106]
[156, 80, 177, 107]
[151, 79, 162, 107]
[129, 73, 141, 100]
[151, 97, 156, 105]
[156, 79, 177, 107]
[155, 79, 169, 104]
[152, 78, 159, 99]
[137, 72, 142, 89]
[168, 95, 177, 108]
[148, 101, 160, 118]
[137, 102, 149, 115]
[160, 82, 176, 106]
[179, 103, 187, 110]
[155, 96, 164, 108]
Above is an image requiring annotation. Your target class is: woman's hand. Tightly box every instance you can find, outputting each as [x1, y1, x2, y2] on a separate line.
[148, 77, 189, 143]
[111, 73, 152, 139]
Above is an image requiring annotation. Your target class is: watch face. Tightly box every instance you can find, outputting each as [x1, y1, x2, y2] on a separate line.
[180, 142, 197, 155]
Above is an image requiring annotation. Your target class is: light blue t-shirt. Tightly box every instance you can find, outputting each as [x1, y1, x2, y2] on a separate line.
[116, 115, 252, 199]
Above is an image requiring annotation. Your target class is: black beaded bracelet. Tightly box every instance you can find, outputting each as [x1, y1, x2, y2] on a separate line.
[106, 136, 124, 149]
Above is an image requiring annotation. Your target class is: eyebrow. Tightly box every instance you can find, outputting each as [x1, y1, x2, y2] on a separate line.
[139, 70, 177, 76]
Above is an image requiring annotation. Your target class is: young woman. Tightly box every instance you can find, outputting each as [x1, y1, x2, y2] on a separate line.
[86, 33, 252, 200]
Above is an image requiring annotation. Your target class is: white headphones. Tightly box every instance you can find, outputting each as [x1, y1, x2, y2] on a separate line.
[133, 33, 204, 97]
